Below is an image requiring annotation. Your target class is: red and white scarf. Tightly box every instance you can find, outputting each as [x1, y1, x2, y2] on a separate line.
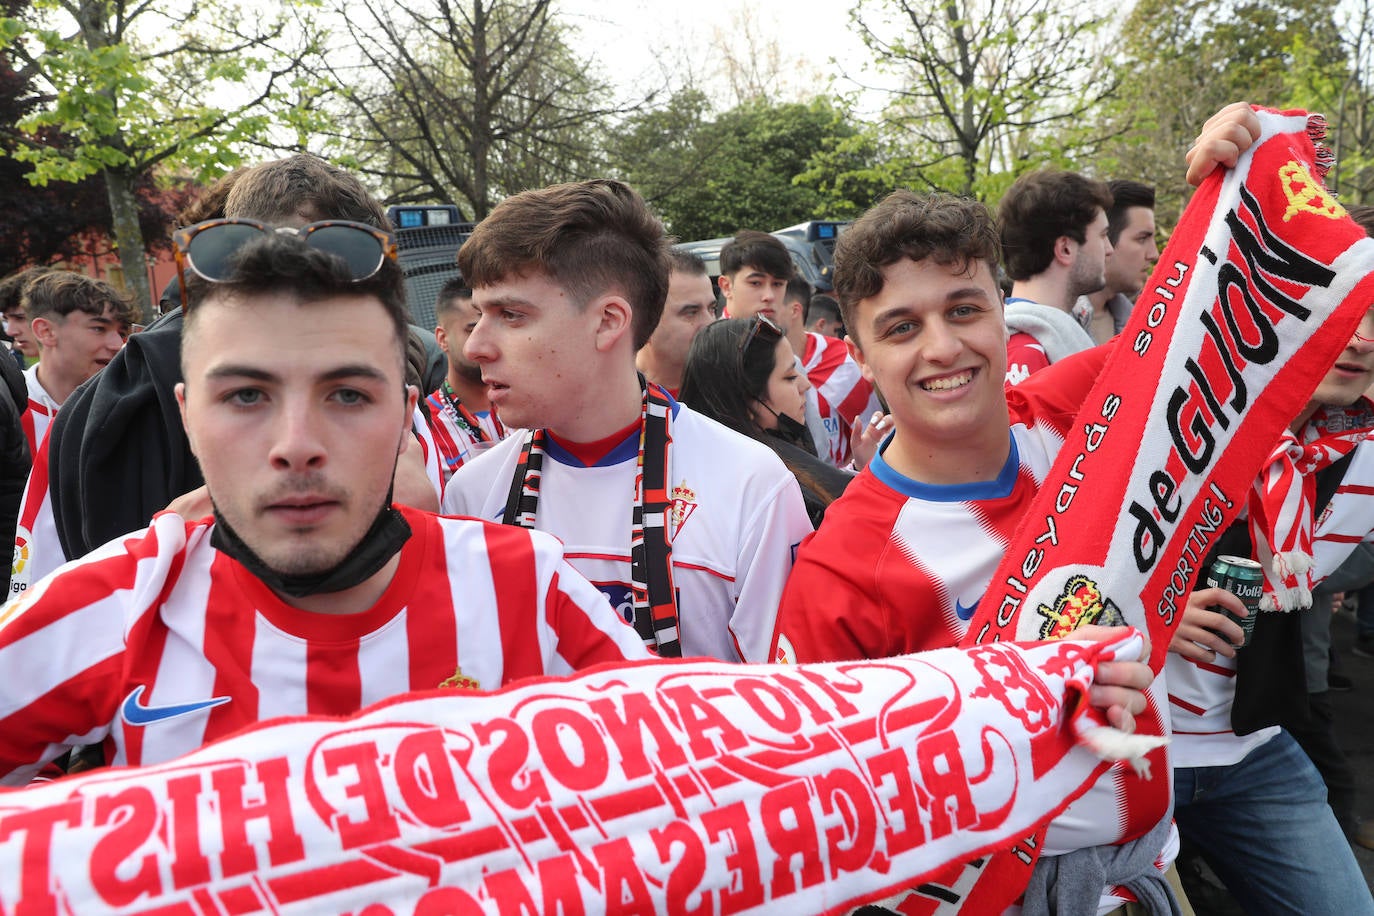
[947, 107, 1374, 914]
[1249, 399, 1374, 609]
[0, 641, 1157, 914]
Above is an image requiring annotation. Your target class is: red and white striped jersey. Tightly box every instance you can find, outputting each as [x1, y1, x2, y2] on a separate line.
[801, 332, 881, 467]
[419, 387, 513, 482]
[0, 506, 650, 785]
[9, 431, 60, 603]
[442, 402, 813, 664]
[19, 365, 58, 456]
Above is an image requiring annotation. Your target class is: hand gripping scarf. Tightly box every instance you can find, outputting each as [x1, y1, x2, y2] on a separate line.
[0, 639, 1160, 913]
[881, 108, 1374, 915]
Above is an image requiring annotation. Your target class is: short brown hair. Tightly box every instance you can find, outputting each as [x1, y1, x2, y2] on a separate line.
[225, 155, 390, 229]
[22, 271, 136, 327]
[457, 179, 670, 349]
[998, 169, 1113, 281]
[833, 191, 1000, 342]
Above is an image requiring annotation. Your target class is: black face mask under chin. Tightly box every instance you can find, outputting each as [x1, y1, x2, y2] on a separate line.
[210, 500, 412, 599]
[758, 401, 817, 455]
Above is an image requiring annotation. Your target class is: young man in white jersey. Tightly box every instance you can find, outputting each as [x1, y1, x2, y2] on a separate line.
[1001, 169, 1112, 384]
[441, 180, 813, 664]
[0, 229, 650, 785]
[634, 248, 716, 396]
[719, 231, 881, 467]
[420, 278, 511, 481]
[10, 272, 134, 599]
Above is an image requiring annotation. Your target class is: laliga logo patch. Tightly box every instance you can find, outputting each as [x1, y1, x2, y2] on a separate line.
[1035, 574, 1125, 640]
[670, 482, 697, 535]
[1279, 161, 1345, 222]
[11, 526, 30, 578]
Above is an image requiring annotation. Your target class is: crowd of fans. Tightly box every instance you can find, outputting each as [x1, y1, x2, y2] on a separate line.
[0, 101, 1373, 914]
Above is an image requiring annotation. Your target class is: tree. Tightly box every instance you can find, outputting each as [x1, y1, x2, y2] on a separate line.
[613, 93, 870, 240]
[310, 0, 633, 219]
[849, 0, 1118, 198]
[1283, 0, 1374, 205]
[0, 0, 318, 315]
[1095, 0, 1344, 223]
[0, 42, 192, 277]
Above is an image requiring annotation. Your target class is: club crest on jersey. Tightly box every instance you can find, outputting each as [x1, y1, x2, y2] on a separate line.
[439, 666, 480, 691]
[1035, 574, 1125, 640]
[670, 482, 698, 536]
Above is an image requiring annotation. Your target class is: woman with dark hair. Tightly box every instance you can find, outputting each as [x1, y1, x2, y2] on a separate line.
[680, 317, 852, 526]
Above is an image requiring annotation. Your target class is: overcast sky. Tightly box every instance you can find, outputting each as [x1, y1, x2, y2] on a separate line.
[557, 0, 880, 109]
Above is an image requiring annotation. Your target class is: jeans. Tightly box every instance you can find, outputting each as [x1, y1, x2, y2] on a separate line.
[1173, 730, 1373, 914]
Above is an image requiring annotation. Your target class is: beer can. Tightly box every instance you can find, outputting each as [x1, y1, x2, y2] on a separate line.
[1204, 555, 1264, 647]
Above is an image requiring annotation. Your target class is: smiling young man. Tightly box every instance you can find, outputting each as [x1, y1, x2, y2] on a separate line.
[440, 180, 812, 663]
[0, 230, 649, 784]
[771, 190, 1182, 913]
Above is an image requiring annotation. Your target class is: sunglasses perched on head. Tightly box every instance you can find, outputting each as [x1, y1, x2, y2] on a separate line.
[738, 314, 783, 354]
[171, 218, 397, 312]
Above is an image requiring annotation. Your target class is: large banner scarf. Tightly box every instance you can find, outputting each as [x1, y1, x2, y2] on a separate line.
[891, 108, 1374, 914]
[0, 640, 1159, 914]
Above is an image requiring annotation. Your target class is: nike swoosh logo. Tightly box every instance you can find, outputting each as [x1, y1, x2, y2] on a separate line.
[120, 685, 231, 726]
[954, 596, 981, 621]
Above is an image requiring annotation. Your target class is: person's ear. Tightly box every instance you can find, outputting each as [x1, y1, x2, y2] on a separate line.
[717, 273, 733, 301]
[846, 336, 876, 386]
[29, 315, 56, 349]
[175, 382, 196, 457]
[1054, 235, 1076, 267]
[434, 325, 449, 355]
[592, 294, 634, 352]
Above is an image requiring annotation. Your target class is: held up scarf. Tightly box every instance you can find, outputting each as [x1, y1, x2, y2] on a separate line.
[503, 377, 682, 656]
[928, 108, 1374, 915]
[0, 637, 1160, 914]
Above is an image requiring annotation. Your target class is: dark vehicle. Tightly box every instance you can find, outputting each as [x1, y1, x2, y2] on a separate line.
[678, 220, 850, 304]
[388, 205, 476, 330]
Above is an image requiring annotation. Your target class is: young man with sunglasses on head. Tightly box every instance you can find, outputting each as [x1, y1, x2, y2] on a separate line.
[440, 180, 813, 664]
[45, 155, 442, 574]
[0, 227, 651, 784]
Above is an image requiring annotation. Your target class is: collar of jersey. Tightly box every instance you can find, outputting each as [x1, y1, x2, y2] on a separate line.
[543, 396, 682, 468]
[870, 429, 1021, 502]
